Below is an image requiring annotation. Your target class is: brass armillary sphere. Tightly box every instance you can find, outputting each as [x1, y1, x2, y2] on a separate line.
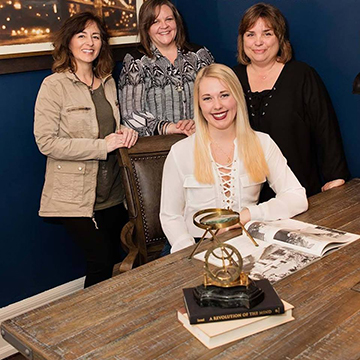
[190, 209, 265, 308]
[189, 208, 258, 259]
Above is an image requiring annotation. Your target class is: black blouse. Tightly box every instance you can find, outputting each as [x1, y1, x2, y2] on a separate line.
[233, 60, 350, 199]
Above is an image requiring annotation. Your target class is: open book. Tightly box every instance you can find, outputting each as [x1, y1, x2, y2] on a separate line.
[194, 219, 359, 283]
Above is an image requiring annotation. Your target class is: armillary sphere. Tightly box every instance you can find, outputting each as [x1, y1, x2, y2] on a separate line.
[204, 243, 243, 287]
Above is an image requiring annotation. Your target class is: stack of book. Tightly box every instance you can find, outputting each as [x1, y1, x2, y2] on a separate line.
[178, 279, 294, 349]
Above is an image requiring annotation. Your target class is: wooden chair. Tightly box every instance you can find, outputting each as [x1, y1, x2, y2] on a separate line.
[117, 134, 186, 272]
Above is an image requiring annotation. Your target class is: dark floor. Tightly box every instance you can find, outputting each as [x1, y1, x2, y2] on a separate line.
[5, 353, 26, 360]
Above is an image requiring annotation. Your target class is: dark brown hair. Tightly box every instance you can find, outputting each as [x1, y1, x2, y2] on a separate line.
[52, 12, 113, 77]
[237, 3, 292, 65]
[139, 0, 187, 57]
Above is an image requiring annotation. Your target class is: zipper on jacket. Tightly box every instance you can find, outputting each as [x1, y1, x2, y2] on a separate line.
[91, 212, 99, 230]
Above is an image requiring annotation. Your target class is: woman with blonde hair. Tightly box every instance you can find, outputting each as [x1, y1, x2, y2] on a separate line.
[160, 63, 308, 253]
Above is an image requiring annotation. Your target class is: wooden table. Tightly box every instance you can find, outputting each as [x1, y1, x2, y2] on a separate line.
[2, 179, 360, 360]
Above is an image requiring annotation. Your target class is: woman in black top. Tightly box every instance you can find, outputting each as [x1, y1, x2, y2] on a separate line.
[233, 3, 349, 199]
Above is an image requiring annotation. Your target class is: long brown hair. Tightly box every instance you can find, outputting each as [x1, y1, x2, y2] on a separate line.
[194, 64, 269, 184]
[52, 12, 113, 77]
[237, 3, 292, 65]
[139, 0, 187, 57]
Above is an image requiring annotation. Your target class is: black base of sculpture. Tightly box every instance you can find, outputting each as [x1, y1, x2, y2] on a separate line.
[193, 280, 264, 309]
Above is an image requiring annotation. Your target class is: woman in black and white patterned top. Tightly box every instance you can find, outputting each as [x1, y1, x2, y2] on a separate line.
[118, 0, 214, 137]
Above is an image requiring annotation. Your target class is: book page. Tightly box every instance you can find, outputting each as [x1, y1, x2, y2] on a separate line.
[246, 219, 359, 256]
[194, 235, 318, 283]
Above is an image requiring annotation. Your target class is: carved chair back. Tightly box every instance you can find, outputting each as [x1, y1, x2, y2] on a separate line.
[117, 134, 186, 271]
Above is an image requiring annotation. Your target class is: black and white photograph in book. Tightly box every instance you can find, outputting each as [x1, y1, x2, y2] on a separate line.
[242, 244, 318, 284]
[195, 219, 359, 283]
[271, 230, 314, 249]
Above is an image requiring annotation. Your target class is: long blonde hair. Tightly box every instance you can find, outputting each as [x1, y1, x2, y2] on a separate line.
[194, 63, 269, 184]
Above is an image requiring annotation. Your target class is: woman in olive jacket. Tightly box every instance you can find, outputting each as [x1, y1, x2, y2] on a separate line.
[34, 12, 138, 287]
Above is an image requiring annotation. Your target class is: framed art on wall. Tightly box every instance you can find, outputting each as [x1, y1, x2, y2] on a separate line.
[0, 0, 143, 58]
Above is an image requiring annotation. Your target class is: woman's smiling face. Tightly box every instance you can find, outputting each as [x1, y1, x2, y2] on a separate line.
[148, 5, 177, 49]
[243, 17, 280, 65]
[69, 21, 102, 68]
[198, 76, 237, 132]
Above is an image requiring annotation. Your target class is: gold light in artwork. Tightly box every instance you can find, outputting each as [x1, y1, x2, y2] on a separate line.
[13, 2, 21, 9]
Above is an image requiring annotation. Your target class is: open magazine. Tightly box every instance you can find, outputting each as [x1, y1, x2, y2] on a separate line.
[194, 219, 359, 283]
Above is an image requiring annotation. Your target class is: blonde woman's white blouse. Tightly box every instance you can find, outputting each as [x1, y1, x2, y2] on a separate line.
[160, 132, 308, 253]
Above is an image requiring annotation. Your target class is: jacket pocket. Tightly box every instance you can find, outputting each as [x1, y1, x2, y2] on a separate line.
[239, 174, 266, 202]
[64, 106, 92, 135]
[52, 161, 86, 203]
[183, 177, 215, 207]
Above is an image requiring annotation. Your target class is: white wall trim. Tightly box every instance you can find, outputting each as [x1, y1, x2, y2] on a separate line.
[0, 277, 84, 359]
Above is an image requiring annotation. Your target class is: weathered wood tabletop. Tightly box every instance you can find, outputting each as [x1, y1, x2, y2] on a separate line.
[2, 179, 360, 360]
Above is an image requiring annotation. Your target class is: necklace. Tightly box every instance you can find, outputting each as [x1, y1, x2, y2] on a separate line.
[250, 61, 277, 80]
[211, 139, 234, 165]
[175, 82, 184, 92]
[174, 67, 183, 92]
[74, 72, 95, 94]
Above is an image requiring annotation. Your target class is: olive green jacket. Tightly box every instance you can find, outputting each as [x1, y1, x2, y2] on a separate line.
[34, 71, 120, 217]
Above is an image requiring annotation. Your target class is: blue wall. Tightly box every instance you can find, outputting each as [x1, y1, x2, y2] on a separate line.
[0, 0, 359, 307]
[0, 70, 86, 307]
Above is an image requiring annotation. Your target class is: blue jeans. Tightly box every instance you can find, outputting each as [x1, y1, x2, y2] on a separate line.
[160, 238, 201, 257]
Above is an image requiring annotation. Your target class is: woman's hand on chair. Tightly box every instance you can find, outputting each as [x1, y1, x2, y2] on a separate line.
[117, 127, 138, 148]
[167, 120, 196, 136]
[105, 128, 138, 152]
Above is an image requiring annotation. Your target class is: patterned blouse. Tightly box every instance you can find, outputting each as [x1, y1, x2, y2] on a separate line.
[118, 44, 214, 136]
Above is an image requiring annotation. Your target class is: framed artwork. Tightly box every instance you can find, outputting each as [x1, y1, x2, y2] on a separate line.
[0, 0, 143, 58]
